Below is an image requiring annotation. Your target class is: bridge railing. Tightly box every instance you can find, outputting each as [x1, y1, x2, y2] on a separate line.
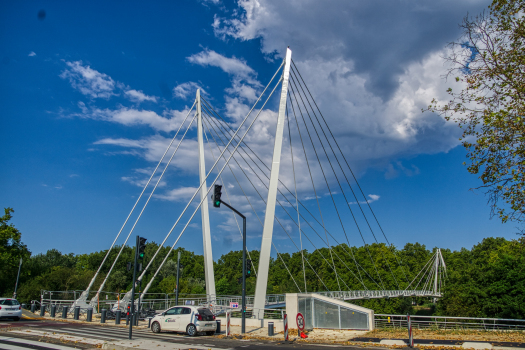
[316, 290, 441, 300]
[38, 290, 287, 314]
[375, 314, 525, 331]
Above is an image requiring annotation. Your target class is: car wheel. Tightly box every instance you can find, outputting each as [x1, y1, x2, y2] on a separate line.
[151, 321, 161, 333]
[206, 331, 215, 336]
[186, 324, 197, 337]
[13, 317, 20, 321]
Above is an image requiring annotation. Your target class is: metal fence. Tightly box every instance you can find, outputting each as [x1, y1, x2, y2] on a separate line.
[375, 314, 525, 331]
[37, 290, 287, 315]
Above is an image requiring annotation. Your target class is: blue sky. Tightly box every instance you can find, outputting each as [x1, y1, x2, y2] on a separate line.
[1, 0, 517, 261]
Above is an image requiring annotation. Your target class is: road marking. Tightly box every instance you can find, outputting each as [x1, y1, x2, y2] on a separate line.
[34, 328, 118, 341]
[0, 335, 78, 350]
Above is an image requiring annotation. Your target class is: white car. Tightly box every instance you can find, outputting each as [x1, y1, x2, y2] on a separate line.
[150, 306, 216, 336]
[0, 298, 22, 321]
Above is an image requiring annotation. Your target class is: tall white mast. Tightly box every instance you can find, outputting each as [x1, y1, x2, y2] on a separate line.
[253, 48, 292, 318]
[197, 89, 216, 302]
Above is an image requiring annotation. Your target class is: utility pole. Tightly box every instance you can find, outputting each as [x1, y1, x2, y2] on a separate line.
[211, 184, 247, 334]
[13, 258, 22, 299]
[175, 250, 181, 305]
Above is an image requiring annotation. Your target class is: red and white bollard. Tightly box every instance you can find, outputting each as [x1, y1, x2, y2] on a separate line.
[284, 313, 288, 341]
[407, 313, 414, 347]
[226, 311, 231, 336]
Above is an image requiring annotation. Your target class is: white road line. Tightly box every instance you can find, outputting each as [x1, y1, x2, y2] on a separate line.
[0, 344, 34, 350]
[0, 335, 78, 350]
[35, 328, 119, 341]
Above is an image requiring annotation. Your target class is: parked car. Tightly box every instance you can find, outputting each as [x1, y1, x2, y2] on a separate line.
[150, 306, 216, 336]
[0, 298, 22, 321]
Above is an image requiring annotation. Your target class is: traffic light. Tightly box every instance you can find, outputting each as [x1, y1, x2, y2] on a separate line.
[127, 262, 132, 271]
[246, 259, 252, 277]
[212, 184, 222, 208]
[138, 237, 147, 259]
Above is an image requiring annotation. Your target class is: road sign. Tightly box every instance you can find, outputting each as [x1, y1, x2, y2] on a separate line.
[230, 302, 239, 308]
[296, 312, 305, 331]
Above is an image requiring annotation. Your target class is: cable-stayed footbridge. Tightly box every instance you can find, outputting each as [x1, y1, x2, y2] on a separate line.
[71, 48, 447, 317]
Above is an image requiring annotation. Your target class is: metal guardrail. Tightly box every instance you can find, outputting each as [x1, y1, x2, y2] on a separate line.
[375, 314, 525, 331]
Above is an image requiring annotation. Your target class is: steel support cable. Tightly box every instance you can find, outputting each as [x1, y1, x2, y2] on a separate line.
[133, 62, 284, 290]
[413, 254, 437, 291]
[287, 81, 374, 289]
[290, 72, 398, 290]
[202, 109, 360, 290]
[404, 253, 435, 291]
[286, 86, 342, 292]
[200, 116, 259, 278]
[81, 100, 196, 300]
[290, 71, 403, 291]
[201, 97, 378, 284]
[138, 72, 285, 298]
[201, 111, 333, 291]
[94, 112, 199, 300]
[201, 111, 325, 291]
[287, 73, 384, 288]
[202, 97, 343, 234]
[286, 106, 307, 292]
[291, 61, 409, 285]
[203, 102, 378, 289]
[289, 85, 374, 291]
[422, 261, 436, 292]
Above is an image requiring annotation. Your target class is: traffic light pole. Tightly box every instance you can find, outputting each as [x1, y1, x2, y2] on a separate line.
[129, 235, 139, 340]
[217, 199, 247, 334]
[175, 250, 181, 306]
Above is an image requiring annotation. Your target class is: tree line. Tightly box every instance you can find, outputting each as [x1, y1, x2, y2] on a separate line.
[1, 208, 524, 318]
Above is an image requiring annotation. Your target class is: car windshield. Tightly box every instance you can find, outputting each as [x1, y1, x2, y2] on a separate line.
[0, 299, 20, 306]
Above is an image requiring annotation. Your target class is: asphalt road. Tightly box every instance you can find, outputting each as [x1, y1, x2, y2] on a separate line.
[0, 318, 374, 350]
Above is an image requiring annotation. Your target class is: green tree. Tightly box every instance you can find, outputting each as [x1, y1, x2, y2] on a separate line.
[427, 0, 525, 227]
[0, 208, 31, 297]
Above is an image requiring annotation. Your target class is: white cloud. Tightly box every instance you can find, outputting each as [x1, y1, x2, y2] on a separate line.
[173, 82, 207, 100]
[121, 168, 167, 188]
[28, 52, 36, 57]
[209, 0, 478, 173]
[349, 194, 380, 205]
[187, 49, 260, 86]
[155, 186, 199, 201]
[74, 104, 195, 133]
[60, 61, 117, 99]
[124, 89, 158, 103]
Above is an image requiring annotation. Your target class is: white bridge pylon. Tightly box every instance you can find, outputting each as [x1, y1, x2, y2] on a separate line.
[75, 46, 447, 314]
[253, 47, 293, 317]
